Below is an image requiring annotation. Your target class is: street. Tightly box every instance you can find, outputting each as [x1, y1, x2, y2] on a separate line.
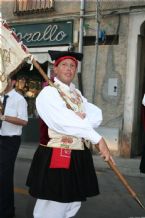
[14, 156, 145, 218]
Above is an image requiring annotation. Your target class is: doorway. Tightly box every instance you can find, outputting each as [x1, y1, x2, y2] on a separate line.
[132, 21, 145, 156]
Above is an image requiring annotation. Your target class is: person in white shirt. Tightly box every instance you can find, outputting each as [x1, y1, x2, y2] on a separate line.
[0, 76, 28, 218]
[26, 50, 114, 218]
[142, 94, 145, 106]
[140, 93, 145, 173]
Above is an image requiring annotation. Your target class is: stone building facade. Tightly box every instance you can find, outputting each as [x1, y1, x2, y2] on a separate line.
[1, 0, 145, 157]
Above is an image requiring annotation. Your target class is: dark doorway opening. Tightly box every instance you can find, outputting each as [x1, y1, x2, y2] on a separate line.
[131, 21, 145, 157]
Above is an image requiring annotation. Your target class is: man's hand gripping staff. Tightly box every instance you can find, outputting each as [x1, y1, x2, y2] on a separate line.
[95, 138, 115, 164]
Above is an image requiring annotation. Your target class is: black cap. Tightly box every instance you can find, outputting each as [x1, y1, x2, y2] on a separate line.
[48, 50, 83, 62]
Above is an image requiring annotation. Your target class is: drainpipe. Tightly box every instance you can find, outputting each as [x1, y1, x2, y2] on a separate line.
[92, 0, 101, 103]
[78, 0, 85, 94]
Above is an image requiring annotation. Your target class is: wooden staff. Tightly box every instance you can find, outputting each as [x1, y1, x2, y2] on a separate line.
[31, 56, 145, 210]
[106, 155, 145, 209]
[31, 58, 53, 86]
[0, 100, 3, 113]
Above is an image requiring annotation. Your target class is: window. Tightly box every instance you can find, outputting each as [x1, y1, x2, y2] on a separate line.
[14, 0, 54, 15]
[83, 35, 119, 46]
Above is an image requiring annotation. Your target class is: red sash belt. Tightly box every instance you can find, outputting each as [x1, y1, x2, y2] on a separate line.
[49, 148, 71, 169]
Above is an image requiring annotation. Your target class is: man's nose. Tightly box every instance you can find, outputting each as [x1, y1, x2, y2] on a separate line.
[66, 64, 74, 69]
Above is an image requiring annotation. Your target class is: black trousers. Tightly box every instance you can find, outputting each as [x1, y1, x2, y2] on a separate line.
[140, 145, 145, 173]
[0, 135, 21, 218]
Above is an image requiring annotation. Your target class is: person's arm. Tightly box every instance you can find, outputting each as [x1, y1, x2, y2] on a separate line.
[36, 86, 115, 163]
[1, 96, 28, 126]
[0, 115, 28, 126]
[82, 96, 103, 128]
[76, 94, 114, 163]
[95, 138, 115, 163]
[36, 86, 102, 144]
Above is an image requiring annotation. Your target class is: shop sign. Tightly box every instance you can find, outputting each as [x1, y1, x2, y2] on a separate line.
[12, 21, 73, 47]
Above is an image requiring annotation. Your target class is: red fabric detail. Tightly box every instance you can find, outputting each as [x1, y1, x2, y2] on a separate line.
[49, 148, 71, 169]
[54, 56, 78, 67]
[39, 118, 50, 145]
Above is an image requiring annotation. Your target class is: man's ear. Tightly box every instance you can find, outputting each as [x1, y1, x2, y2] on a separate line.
[53, 66, 58, 75]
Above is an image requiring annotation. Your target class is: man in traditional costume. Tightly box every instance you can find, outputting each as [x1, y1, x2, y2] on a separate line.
[26, 50, 114, 218]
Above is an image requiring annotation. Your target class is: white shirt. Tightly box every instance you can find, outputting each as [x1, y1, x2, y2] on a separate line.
[36, 78, 102, 145]
[142, 94, 145, 106]
[0, 89, 28, 136]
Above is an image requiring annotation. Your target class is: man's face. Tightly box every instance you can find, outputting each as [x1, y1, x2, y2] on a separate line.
[54, 59, 77, 85]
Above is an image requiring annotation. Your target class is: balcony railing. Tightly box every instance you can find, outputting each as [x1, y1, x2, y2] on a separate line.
[14, 0, 54, 15]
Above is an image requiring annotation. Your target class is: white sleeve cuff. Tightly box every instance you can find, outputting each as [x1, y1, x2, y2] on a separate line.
[87, 129, 102, 144]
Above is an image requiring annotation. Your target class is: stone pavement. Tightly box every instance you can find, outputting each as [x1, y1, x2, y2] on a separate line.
[14, 144, 145, 218]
